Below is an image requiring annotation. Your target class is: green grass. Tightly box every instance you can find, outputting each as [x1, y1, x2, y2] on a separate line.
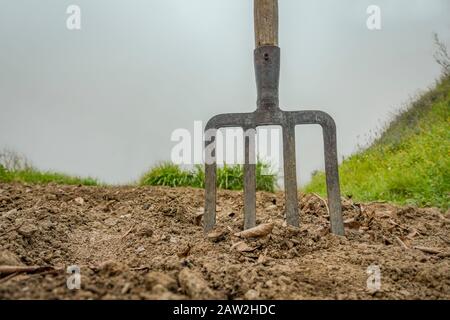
[139, 163, 202, 188]
[305, 75, 450, 210]
[139, 161, 277, 192]
[0, 164, 99, 186]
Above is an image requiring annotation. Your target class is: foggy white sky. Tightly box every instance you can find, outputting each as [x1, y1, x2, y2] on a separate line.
[0, 0, 449, 185]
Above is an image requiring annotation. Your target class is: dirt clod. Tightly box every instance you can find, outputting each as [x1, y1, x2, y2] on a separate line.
[145, 272, 178, 291]
[97, 260, 127, 277]
[0, 250, 22, 266]
[74, 197, 85, 206]
[244, 289, 260, 300]
[232, 241, 257, 253]
[178, 268, 222, 300]
[207, 229, 227, 242]
[234, 223, 274, 239]
[137, 224, 153, 237]
[18, 223, 38, 238]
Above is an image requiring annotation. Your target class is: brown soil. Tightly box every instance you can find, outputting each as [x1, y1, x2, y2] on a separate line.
[0, 183, 449, 300]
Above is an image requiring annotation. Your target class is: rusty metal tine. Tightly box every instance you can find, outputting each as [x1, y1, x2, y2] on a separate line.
[204, 133, 217, 233]
[243, 127, 256, 229]
[282, 123, 299, 227]
[322, 121, 345, 235]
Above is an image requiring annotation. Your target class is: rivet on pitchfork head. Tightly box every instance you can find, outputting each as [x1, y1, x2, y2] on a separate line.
[204, 0, 344, 236]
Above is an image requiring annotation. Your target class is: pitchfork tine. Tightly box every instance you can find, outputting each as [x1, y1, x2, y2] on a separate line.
[243, 127, 257, 229]
[204, 132, 216, 233]
[322, 118, 345, 235]
[282, 124, 299, 227]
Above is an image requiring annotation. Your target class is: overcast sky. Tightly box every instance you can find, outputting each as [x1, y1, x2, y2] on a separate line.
[0, 0, 449, 185]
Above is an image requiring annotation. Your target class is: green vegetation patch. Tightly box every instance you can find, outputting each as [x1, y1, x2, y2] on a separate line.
[305, 75, 450, 210]
[0, 166, 99, 186]
[139, 161, 277, 192]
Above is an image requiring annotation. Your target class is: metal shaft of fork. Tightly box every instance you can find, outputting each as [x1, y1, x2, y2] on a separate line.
[252, 45, 299, 227]
[242, 45, 300, 229]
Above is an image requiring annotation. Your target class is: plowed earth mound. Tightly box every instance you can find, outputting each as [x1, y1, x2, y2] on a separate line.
[0, 183, 449, 299]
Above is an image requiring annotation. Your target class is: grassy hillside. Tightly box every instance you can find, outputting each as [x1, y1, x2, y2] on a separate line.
[305, 75, 450, 210]
[0, 149, 99, 186]
[0, 164, 98, 186]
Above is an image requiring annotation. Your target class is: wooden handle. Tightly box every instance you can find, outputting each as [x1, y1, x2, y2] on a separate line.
[254, 0, 279, 48]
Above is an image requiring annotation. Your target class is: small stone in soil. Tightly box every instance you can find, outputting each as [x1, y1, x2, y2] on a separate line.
[146, 272, 178, 291]
[18, 223, 39, 237]
[136, 246, 146, 253]
[74, 197, 85, 205]
[138, 224, 153, 237]
[244, 289, 260, 300]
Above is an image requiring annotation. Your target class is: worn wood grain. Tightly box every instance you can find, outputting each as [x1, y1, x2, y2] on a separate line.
[254, 0, 278, 47]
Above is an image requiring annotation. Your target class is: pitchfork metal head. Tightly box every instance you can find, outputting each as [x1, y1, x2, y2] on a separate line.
[204, 46, 345, 236]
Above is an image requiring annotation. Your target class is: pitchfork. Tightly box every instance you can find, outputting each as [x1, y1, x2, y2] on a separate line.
[204, 0, 345, 235]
